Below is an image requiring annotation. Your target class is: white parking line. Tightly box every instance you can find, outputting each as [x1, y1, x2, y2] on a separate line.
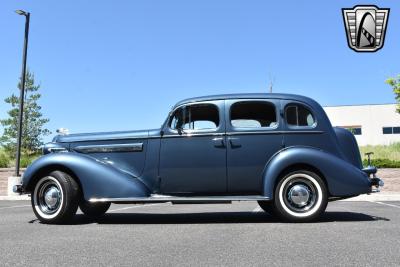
[252, 206, 263, 213]
[370, 201, 400, 209]
[0, 205, 31, 210]
[108, 203, 166, 213]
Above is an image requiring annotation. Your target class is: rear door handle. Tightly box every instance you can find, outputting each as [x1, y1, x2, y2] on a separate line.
[212, 137, 225, 148]
[228, 137, 241, 148]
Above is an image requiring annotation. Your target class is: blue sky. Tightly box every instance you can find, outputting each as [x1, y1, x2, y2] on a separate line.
[0, 1, 399, 142]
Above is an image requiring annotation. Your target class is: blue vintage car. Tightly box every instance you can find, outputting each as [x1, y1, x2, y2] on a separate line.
[14, 93, 383, 223]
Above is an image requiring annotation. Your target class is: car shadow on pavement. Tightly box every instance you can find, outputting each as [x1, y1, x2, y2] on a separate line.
[57, 211, 390, 225]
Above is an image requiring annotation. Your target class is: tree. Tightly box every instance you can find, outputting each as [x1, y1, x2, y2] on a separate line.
[0, 70, 51, 156]
[386, 75, 400, 114]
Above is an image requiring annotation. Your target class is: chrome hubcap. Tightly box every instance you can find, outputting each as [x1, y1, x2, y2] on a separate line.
[283, 176, 318, 213]
[288, 184, 310, 207]
[44, 186, 60, 209]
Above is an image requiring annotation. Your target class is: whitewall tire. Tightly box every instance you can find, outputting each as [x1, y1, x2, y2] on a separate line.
[273, 170, 328, 222]
[31, 171, 79, 224]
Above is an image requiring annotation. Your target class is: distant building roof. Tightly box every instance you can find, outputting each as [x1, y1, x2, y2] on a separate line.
[323, 103, 396, 108]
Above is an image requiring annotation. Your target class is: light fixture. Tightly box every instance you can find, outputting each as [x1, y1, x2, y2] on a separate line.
[15, 10, 27, 16]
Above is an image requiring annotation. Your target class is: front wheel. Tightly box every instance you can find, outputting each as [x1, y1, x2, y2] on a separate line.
[31, 171, 79, 224]
[273, 170, 328, 222]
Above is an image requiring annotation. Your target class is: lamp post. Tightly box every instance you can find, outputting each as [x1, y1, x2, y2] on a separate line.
[14, 10, 30, 177]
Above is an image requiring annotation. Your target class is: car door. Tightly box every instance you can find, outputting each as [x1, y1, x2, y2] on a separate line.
[226, 99, 283, 194]
[159, 100, 227, 194]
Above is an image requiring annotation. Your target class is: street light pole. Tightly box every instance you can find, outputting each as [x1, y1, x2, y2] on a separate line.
[14, 10, 30, 177]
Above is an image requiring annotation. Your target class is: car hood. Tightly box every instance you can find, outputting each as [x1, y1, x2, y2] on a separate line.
[53, 129, 161, 143]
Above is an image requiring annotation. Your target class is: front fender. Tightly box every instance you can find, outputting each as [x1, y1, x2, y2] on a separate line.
[262, 147, 371, 198]
[22, 152, 150, 200]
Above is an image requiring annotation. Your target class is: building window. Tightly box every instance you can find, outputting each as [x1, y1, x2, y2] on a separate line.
[340, 126, 362, 135]
[351, 128, 362, 135]
[383, 126, 400, 135]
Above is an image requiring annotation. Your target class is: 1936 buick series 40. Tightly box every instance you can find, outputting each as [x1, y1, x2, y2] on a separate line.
[14, 93, 383, 223]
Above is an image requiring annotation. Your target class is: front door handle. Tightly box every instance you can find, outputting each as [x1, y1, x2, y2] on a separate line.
[212, 137, 225, 148]
[228, 137, 241, 148]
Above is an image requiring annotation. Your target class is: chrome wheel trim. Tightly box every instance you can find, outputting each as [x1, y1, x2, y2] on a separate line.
[288, 184, 311, 206]
[278, 173, 322, 218]
[33, 176, 64, 219]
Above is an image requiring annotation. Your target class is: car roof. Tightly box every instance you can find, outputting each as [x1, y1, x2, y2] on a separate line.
[174, 93, 317, 108]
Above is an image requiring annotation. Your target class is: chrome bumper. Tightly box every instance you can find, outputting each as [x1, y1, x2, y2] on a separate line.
[362, 166, 383, 193]
[370, 177, 384, 193]
[13, 184, 23, 194]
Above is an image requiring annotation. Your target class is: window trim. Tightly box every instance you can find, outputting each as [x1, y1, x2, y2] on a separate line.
[167, 102, 222, 134]
[229, 100, 279, 131]
[284, 102, 317, 129]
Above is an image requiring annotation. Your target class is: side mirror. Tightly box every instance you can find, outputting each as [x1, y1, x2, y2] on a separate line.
[177, 127, 185, 135]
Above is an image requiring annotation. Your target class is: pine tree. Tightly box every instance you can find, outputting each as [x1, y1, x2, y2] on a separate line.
[0, 70, 51, 156]
[386, 75, 400, 114]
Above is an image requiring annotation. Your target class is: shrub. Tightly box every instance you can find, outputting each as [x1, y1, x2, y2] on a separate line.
[363, 158, 400, 168]
[20, 154, 40, 168]
[0, 152, 10, 168]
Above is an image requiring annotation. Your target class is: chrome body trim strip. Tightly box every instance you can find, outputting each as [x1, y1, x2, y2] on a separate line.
[89, 195, 270, 203]
[162, 131, 324, 138]
[226, 130, 324, 136]
[74, 143, 143, 153]
[162, 133, 225, 138]
[48, 147, 68, 153]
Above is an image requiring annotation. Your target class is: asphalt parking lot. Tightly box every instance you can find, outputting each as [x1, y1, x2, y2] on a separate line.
[1, 200, 399, 266]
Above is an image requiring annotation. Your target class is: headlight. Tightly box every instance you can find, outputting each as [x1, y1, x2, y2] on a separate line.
[43, 143, 68, 154]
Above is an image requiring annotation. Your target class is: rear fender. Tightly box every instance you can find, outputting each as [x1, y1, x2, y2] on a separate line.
[262, 146, 371, 198]
[22, 153, 150, 201]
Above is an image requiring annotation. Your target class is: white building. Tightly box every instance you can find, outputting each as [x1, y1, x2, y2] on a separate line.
[323, 104, 400, 146]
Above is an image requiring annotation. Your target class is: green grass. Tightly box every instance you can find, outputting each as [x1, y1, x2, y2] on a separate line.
[359, 142, 400, 168]
[359, 143, 400, 161]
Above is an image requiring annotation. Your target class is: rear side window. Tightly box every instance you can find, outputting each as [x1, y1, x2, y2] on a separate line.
[170, 103, 219, 131]
[285, 104, 315, 127]
[230, 101, 277, 128]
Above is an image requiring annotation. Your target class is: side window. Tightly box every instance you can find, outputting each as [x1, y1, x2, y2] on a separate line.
[230, 101, 277, 128]
[169, 103, 219, 131]
[285, 104, 315, 127]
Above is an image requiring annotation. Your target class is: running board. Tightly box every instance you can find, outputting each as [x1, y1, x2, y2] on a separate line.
[89, 194, 270, 203]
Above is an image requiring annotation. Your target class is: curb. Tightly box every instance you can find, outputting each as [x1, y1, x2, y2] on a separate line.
[340, 193, 400, 202]
[0, 195, 30, 201]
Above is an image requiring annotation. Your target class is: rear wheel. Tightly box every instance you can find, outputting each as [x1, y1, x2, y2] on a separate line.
[79, 201, 110, 218]
[273, 170, 328, 222]
[31, 171, 79, 224]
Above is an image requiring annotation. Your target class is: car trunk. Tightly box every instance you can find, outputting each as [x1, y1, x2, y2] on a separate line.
[334, 127, 363, 169]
